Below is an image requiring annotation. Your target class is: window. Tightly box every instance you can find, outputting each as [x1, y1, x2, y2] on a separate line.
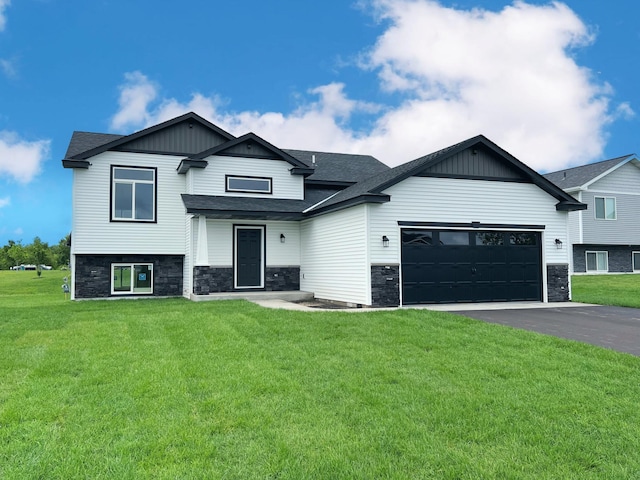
[439, 231, 469, 245]
[226, 175, 272, 194]
[112, 263, 153, 294]
[402, 230, 433, 246]
[595, 196, 616, 220]
[633, 252, 640, 272]
[112, 166, 156, 221]
[476, 232, 504, 246]
[586, 251, 608, 272]
[509, 232, 538, 245]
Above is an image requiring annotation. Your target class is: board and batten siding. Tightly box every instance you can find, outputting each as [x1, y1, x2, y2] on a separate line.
[300, 205, 370, 305]
[71, 151, 186, 255]
[580, 190, 640, 244]
[191, 155, 304, 199]
[367, 177, 571, 266]
[200, 219, 301, 267]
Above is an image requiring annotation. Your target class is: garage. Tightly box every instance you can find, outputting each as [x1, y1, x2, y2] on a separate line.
[401, 228, 542, 304]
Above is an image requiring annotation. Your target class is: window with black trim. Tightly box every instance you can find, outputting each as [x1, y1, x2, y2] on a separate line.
[226, 175, 272, 194]
[112, 263, 153, 294]
[112, 166, 156, 221]
[595, 196, 616, 220]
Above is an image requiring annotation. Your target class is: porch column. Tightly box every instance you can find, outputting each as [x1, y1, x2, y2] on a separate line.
[195, 215, 209, 266]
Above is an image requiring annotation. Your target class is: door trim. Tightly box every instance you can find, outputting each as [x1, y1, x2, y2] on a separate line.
[233, 225, 265, 289]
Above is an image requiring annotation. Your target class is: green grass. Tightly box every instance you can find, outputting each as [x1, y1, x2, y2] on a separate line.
[572, 274, 640, 308]
[1, 271, 640, 479]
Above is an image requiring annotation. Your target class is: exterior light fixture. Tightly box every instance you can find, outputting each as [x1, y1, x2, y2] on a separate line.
[382, 235, 390, 247]
[555, 238, 563, 249]
[280, 233, 286, 243]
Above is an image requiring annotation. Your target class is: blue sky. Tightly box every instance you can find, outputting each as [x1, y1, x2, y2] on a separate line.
[0, 0, 639, 246]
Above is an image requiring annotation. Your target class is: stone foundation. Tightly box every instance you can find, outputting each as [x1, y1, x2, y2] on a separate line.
[371, 264, 400, 307]
[546, 264, 569, 302]
[74, 255, 183, 299]
[193, 266, 300, 295]
[573, 245, 640, 273]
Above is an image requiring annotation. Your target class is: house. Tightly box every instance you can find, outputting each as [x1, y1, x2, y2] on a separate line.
[544, 155, 640, 274]
[63, 112, 585, 306]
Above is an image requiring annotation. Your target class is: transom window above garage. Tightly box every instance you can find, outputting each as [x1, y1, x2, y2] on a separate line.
[111, 166, 156, 222]
[226, 175, 272, 194]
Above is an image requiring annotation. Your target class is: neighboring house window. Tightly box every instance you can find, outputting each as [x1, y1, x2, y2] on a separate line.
[586, 251, 608, 272]
[112, 166, 156, 221]
[226, 175, 272, 194]
[112, 263, 153, 294]
[594, 196, 616, 220]
[633, 252, 640, 272]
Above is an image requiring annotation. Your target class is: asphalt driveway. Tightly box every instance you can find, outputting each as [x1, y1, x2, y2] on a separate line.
[454, 305, 640, 356]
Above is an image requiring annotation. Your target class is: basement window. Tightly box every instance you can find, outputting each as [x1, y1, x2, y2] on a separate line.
[586, 251, 608, 273]
[112, 263, 153, 294]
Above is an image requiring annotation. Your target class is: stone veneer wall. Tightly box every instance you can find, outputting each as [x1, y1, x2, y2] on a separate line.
[546, 264, 569, 302]
[192, 266, 300, 295]
[74, 255, 183, 299]
[573, 245, 640, 273]
[371, 264, 400, 307]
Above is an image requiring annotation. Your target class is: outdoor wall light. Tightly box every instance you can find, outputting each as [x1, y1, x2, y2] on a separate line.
[280, 233, 286, 243]
[555, 238, 563, 249]
[382, 235, 390, 247]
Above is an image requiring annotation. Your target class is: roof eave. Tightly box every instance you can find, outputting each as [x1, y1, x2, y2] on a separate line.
[305, 193, 391, 217]
[62, 159, 91, 169]
[555, 201, 588, 212]
[177, 159, 208, 174]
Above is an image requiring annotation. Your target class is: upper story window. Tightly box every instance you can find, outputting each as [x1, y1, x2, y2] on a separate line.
[111, 166, 156, 222]
[226, 175, 272, 194]
[595, 196, 616, 220]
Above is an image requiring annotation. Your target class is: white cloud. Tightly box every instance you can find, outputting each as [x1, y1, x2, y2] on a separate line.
[0, 58, 16, 78]
[0, 0, 9, 32]
[0, 196, 9, 208]
[0, 132, 50, 183]
[110, 1, 625, 171]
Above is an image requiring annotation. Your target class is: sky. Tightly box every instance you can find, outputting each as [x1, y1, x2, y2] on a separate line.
[0, 0, 639, 246]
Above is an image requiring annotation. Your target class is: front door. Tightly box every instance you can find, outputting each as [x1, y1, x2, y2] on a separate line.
[235, 226, 264, 288]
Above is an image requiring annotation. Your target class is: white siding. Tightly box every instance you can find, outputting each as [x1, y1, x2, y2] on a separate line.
[589, 162, 640, 193]
[368, 176, 571, 265]
[300, 205, 369, 305]
[191, 156, 304, 199]
[72, 151, 186, 255]
[183, 215, 194, 297]
[199, 219, 300, 266]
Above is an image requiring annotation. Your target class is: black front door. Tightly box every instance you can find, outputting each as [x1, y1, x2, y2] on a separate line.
[235, 227, 263, 288]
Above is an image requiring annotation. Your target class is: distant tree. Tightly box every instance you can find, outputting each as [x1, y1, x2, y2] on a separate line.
[6, 241, 26, 268]
[25, 237, 50, 276]
[50, 234, 71, 268]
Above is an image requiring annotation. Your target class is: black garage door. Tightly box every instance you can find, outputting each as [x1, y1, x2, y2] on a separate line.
[401, 229, 542, 304]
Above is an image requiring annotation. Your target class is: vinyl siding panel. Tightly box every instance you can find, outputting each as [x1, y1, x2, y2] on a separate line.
[301, 206, 369, 304]
[368, 177, 570, 266]
[581, 190, 640, 244]
[201, 219, 300, 266]
[183, 215, 194, 297]
[589, 162, 640, 192]
[191, 155, 304, 199]
[72, 151, 186, 255]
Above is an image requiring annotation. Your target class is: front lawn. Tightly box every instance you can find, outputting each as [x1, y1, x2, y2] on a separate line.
[572, 274, 640, 308]
[1, 271, 640, 479]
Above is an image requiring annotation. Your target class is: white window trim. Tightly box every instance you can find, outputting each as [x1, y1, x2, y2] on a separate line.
[226, 175, 272, 194]
[111, 166, 156, 222]
[633, 251, 640, 272]
[594, 196, 616, 221]
[585, 251, 609, 272]
[111, 263, 154, 295]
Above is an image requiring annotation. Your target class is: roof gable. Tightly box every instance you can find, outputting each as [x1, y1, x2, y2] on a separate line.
[188, 133, 314, 175]
[543, 155, 635, 191]
[308, 135, 586, 215]
[416, 145, 528, 181]
[66, 112, 235, 161]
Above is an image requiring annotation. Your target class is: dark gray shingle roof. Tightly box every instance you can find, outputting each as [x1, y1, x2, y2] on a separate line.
[182, 194, 309, 220]
[65, 131, 123, 158]
[284, 149, 389, 184]
[543, 155, 633, 190]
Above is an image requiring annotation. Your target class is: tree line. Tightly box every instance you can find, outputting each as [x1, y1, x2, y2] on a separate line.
[0, 235, 70, 270]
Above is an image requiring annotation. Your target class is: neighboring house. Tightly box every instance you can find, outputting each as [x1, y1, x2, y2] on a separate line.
[545, 155, 640, 274]
[63, 112, 585, 306]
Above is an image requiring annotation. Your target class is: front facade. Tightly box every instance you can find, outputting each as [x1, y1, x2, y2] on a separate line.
[64, 112, 584, 306]
[545, 155, 640, 274]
